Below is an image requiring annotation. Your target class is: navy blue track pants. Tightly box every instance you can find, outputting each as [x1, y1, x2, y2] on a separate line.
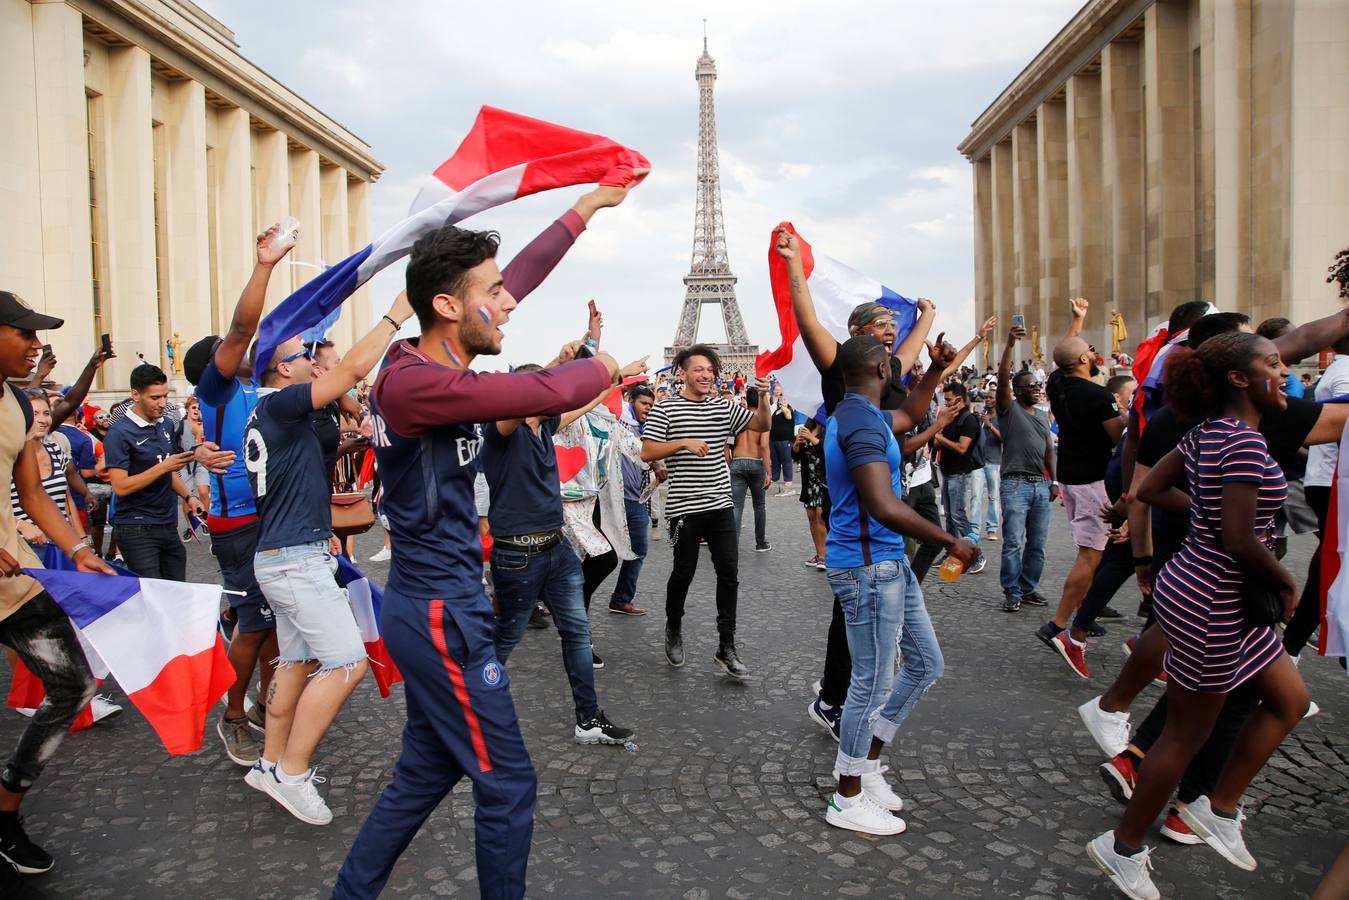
[332, 589, 536, 899]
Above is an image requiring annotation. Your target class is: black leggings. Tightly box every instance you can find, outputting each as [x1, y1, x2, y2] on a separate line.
[581, 504, 617, 612]
[0, 593, 97, 793]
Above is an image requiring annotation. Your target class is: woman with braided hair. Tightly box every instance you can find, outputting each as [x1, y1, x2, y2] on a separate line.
[1088, 331, 1311, 900]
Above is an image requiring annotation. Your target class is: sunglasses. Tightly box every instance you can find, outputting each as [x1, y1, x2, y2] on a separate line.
[266, 347, 312, 373]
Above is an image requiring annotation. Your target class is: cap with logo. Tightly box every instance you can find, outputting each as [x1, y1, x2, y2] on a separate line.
[847, 301, 890, 332]
[0, 290, 63, 331]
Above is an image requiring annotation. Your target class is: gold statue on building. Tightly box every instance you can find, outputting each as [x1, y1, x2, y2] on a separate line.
[1031, 326, 1044, 369]
[1109, 310, 1128, 357]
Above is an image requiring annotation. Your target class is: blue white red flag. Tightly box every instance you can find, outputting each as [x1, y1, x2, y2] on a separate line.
[254, 105, 650, 370]
[1318, 396, 1349, 665]
[19, 567, 234, 754]
[336, 556, 402, 697]
[755, 222, 918, 421]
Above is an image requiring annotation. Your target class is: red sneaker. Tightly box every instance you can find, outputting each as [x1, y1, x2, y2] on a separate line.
[1121, 635, 1137, 657]
[1052, 631, 1090, 678]
[1161, 807, 1204, 845]
[1099, 753, 1137, 804]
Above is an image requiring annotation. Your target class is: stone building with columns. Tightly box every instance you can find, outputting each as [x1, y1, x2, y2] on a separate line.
[959, 0, 1349, 367]
[2, 0, 382, 395]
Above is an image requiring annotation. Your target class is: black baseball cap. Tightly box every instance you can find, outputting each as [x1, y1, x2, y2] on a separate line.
[183, 335, 221, 387]
[0, 291, 63, 330]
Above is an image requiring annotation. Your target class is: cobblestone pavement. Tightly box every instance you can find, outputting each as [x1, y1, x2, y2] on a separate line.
[1, 498, 1344, 899]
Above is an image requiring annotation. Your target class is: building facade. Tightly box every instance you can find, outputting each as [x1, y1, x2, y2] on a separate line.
[959, 0, 1349, 365]
[2, 0, 382, 394]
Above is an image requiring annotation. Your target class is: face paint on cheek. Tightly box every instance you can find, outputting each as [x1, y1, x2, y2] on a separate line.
[441, 340, 463, 368]
[477, 307, 492, 325]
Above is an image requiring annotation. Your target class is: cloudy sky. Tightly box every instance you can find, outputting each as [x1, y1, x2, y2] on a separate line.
[201, 0, 1082, 370]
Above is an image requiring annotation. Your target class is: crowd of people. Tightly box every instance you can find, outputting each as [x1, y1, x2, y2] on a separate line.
[0, 181, 1344, 899]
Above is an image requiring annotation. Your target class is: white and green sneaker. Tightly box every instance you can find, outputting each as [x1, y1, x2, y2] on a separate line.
[825, 792, 906, 836]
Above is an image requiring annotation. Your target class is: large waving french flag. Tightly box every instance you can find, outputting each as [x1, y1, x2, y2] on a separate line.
[1318, 406, 1349, 664]
[337, 556, 402, 698]
[254, 105, 650, 369]
[755, 222, 919, 420]
[21, 568, 235, 754]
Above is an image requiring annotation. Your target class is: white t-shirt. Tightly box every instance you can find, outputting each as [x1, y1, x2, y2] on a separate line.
[1305, 355, 1349, 487]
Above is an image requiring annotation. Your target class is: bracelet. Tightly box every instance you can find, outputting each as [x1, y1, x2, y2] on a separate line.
[69, 537, 94, 557]
[382, 315, 400, 330]
[1132, 555, 1153, 567]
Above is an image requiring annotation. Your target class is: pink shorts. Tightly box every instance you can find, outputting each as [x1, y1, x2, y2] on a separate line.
[1060, 481, 1109, 551]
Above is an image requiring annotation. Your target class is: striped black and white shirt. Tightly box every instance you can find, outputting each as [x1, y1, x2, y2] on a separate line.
[10, 439, 71, 522]
[642, 394, 751, 518]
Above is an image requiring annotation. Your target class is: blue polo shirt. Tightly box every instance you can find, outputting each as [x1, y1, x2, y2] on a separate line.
[103, 409, 178, 525]
[481, 417, 564, 538]
[824, 394, 906, 568]
[245, 384, 333, 551]
[196, 360, 259, 518]
[58, 424, 95, 510]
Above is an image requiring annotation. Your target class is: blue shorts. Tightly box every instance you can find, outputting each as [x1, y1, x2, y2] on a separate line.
[254, 542, 365, 669]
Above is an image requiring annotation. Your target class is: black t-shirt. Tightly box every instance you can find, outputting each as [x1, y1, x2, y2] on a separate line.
[822, 346, 908, 416]
[481, 417, 564, 537]
[310, 402, 341, 490]
[1047, 371, 1121, 484]
[770, 408, 796, 442]
[938, 409, 982, 475]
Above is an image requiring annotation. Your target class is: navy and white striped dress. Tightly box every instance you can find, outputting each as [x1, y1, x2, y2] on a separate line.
[1152, 417, 1286, 693]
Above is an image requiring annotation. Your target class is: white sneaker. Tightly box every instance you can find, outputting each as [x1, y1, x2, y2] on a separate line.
[1079, 696, 1131, 757]
[1086, 831, 1160, 900]
[244, 759, 272, 792]
[90, 695, 122, 723]
[368, 547, 391, 563]
[261, 767, 333, 826]
[1179, 795, 1256, 871]
[1303, 700, 1321, 720]
[859, 770, 904, 811]
[824, 792, 906, 836]
[13, 708, 35, 718]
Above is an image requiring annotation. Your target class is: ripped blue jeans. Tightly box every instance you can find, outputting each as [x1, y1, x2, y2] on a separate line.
[826, 556, 944, 775]
[253, 541, 366, 672]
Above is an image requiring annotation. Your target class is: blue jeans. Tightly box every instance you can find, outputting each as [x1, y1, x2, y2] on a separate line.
[826, 557, 944, 774]
[491, 542, 598, 723]
[612, 498, 650, 605]
[968, 464, 1001, 534]
[999, 478, 1051, 595]
[940, 472, 973, 539]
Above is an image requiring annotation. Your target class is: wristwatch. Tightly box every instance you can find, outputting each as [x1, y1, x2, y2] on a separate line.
[69, 536, 94, 557]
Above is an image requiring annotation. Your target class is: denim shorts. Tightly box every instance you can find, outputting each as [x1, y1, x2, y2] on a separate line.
[253, 541, 366, 669]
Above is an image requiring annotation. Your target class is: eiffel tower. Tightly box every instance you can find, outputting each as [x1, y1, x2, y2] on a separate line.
[664, 30, 757, 376]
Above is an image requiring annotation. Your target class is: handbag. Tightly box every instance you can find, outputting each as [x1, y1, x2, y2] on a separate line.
[1239, 577, 1284, 628]
[330, 491, 375, 538]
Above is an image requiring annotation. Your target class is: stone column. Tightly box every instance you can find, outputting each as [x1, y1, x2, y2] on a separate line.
[1286, 0, 1349, 328]
[1037, 100, 1069, 344]
[1067, 72, 1106, 351]
[320, 164, 352, 348]
[213, 106, 253, 334]
[286, 147, 322, 327]
[973, 156, 995, 361]
[1012, 121, 1040, 352]
[164, 78, 210, 375]
[29, 1, 95, 357]
[251, 127, 288, 309]
[1209, 0, 1252, 317]
[1102, 40, 1146, 335]
[1143, 1, 1196, 323]
[991, 140, 1015, 337]
[347, 177, 372, 336]
[103, 45, 157, 388]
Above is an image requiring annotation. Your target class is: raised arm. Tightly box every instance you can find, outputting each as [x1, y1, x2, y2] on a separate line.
[214, 225, 293, 380]
[774, 226, 838, 371]
[311, 293, 415, 410]
[746, 378, 773, 432]
[1064, 297, 1088, 339]
[50, 347, 114, 425]
[997, 325, 1024, 412]
[940, 317, 998, 380]
[893, 299, 936, 377]
[1273, 306, 1349, 366]
[892, 333, 958, 435]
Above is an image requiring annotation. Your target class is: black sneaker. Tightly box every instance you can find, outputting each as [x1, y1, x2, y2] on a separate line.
[968, 556, 988, 574]
[1035, 621, 1062, 647]
[591, 648, 605, 670]
[575, 709, 634, 745]
[1002, 591, 1021, 613]
[1086, 621, 1108, 638]
[1021, 591, 1049, 607]
[528, 603, 550, 630]
[664, 626, 684, 667]
[1098, 605, 1124, 619]
[0, 815, 53, 875]
[755, 543, 772, 552]
[715, 642, 750, 678]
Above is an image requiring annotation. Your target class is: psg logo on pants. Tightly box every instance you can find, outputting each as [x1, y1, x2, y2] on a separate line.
[482, 661, 502, 687]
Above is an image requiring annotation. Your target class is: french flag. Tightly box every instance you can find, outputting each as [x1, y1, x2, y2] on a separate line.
[1317, 401, 1349, 663]
[254, 105, 650, 369]
[755, 222, 919, 421]
[19, 568, 234, 754]
[337, 556, 402, 698]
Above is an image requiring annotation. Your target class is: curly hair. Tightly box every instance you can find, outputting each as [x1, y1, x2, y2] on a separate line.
[1163, 331, 1263, 420]
[1328, 247, 1349, 298]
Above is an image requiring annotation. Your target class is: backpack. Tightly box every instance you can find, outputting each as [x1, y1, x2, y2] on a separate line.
[6, 381, 33, 433]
